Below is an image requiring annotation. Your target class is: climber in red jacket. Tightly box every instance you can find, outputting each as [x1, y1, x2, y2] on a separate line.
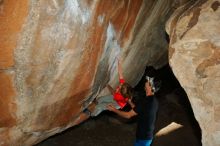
[73, 58, 134, 125]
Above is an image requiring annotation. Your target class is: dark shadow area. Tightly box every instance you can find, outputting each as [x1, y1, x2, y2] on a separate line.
[149, 65, 202, 146]
[37, 64, 201, 146]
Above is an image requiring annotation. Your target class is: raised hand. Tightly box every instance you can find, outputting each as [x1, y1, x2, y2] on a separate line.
[117, 58, 124, 80]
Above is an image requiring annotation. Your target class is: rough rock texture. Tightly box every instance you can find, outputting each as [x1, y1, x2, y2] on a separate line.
[166, 0, 220, 145]
[1, 0, 190, 145]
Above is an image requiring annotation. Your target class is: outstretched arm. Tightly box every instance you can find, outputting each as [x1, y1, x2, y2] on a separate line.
[107, 84, 115, 95]
[117, 58, 124, 80]
[107, 104, 137, 119]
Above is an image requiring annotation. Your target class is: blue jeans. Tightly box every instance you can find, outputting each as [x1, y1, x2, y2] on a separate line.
[134, 139, 152, 146]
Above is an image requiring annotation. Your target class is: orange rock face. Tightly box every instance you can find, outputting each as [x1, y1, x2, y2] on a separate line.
[0, 72, 16, 127]
[0, 0, 28, 69]
[0, 0, 190, 145]
[0, 0, 28, 145]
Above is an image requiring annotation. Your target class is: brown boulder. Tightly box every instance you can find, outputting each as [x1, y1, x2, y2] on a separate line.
[167, 0, 220, 145]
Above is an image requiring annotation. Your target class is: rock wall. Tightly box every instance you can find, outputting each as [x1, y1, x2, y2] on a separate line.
[166, 0, 220, 145]
[0, 0, 190, 145]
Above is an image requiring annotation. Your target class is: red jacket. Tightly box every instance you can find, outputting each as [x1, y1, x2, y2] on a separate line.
[113, 79, 128, 108]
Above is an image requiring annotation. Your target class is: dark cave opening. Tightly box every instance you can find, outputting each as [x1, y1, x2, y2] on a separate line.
[37, 64, 202, 146]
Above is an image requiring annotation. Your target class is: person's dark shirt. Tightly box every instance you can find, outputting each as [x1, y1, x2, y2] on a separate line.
[133, 91, 158, 140]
